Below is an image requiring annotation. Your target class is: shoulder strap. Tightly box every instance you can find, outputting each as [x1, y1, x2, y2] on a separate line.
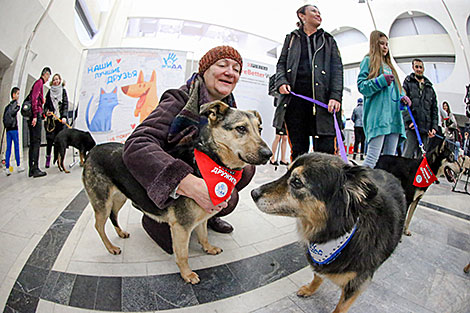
[288, 34, 295, 49]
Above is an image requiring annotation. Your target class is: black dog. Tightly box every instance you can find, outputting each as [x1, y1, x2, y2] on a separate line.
[251, 153, 406, 313]
[53, 128, 96, 173]
[375, 133, 455, 236]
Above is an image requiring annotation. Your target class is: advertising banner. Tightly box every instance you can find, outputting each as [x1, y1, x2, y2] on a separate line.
[75, 48, 186, 143]
[233, 59, 281, 154]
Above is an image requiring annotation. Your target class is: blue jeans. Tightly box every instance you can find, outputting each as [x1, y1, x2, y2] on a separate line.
[5, 130, 20, 168]
[363, 133, 400, 168]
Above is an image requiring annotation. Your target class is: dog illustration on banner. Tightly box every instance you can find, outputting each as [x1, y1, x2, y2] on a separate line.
[121, 70, 158, 123]
[86, 87, 119, 132]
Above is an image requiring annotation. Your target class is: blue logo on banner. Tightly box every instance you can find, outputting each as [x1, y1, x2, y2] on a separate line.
[162, 53, 183, 70]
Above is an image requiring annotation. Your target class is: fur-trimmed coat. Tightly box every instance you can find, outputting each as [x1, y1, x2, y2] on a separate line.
[123, 74, 236, 209]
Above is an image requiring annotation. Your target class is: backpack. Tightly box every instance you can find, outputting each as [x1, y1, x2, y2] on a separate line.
[20, 93, 32, 119]
[3, 103, 16, 128]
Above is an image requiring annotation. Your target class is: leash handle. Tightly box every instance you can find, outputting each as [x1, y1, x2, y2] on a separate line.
[290, 92, 348, 163]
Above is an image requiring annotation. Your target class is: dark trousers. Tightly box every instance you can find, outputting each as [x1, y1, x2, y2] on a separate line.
[353, 127, 365, 155]
[45, 118, 64, 156]
[28, 117, 43, 171]
[284, 99, 335, 161]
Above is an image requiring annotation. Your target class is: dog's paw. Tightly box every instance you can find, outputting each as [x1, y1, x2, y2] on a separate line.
[297, 285, 317, 297]
[107, 246, 122, 255]
[463, 263, 470, 274]
[203, 245, 223, 255]
[182, 272, 200, 284]
[117, 230, 130, 239]
[404, 229, 412, 236]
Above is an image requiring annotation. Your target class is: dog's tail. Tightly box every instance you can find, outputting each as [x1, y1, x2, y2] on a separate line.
[85, 95, 94, 131]
[53, 140, 59, 164]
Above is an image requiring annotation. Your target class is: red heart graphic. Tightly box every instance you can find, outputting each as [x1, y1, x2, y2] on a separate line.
[116, 59, 121, 64]
[131, 123, 136, 129]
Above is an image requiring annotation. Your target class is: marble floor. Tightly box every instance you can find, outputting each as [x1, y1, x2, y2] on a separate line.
[1, 149, 470, 313]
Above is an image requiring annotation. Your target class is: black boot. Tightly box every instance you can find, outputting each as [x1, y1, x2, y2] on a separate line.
[32, 168, 47, 178]
[208, 216, 233, 233]
[141, 215, 173, 254]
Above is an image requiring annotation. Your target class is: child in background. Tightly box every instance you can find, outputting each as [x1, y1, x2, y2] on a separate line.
[3, 87, 25, 175]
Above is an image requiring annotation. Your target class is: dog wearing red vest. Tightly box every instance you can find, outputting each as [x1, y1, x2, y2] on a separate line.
[82, 101, 271, 284]
[375, 130, 455, 236]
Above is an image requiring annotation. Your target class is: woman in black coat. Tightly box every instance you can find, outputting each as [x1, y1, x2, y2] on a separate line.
[274, 4, 343, 160]
[44, 73, 68, 168]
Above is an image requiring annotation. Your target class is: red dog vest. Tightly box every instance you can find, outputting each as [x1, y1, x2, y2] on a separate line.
[413, 155, 437, 187]
[194, 149, 243, 206]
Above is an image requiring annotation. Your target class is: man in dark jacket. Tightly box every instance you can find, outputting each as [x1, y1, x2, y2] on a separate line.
[274, 4, 343, 160]
[402, 59, 438, 158]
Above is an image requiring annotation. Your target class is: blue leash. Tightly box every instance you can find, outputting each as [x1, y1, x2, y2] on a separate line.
[400, 103, 426, 155]
[290, 91, 348, 163]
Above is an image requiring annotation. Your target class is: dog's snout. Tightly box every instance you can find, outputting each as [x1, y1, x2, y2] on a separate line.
[259, 147, 273, 162]
[251, 188, 262, 202]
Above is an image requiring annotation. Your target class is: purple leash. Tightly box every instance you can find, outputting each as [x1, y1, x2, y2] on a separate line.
[289, 91, 348, 163]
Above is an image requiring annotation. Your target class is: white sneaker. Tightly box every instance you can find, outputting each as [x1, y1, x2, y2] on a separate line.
[17, 166, 25, 173]
[4, 168, 11, 176]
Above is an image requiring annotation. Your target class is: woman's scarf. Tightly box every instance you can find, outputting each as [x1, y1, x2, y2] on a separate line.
[50, 85, 63, 114]
[168, 73, 236, 142]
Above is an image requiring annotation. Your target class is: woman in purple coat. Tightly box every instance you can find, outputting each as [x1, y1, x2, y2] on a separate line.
[123, 46, 255, 254]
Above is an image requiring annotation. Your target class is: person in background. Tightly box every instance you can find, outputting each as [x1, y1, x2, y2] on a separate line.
[463, 131, 469, 157]
[402, 59, 438, 159]
[28, 67, 51, 178]
[269, 118, 289, 166]
[441, 101, 460, 159]
[274, 4, 343, 161]
[123, 46, 255, 254]
[441, 101, 458, 140]
[357, 30, 410, 168]
[44, 73, 68, 168]
[351, 97, 365, 160]
[3, 87, 25, 175]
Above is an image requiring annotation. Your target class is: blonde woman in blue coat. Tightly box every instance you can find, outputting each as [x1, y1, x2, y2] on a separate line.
[357, 30, 411, 168]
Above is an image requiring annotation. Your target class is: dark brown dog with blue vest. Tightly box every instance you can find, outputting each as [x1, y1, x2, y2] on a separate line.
[251, 153, 406, 313]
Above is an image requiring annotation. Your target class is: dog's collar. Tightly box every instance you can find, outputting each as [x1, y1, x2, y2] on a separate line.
[194, 149, 243, 206]
[308, 222, 358, 265]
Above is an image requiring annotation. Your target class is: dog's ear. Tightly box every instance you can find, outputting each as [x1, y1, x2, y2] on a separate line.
[343, 165, 378, 204]
[247, 110, 262, 124]
[200, 101, 230, 124]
